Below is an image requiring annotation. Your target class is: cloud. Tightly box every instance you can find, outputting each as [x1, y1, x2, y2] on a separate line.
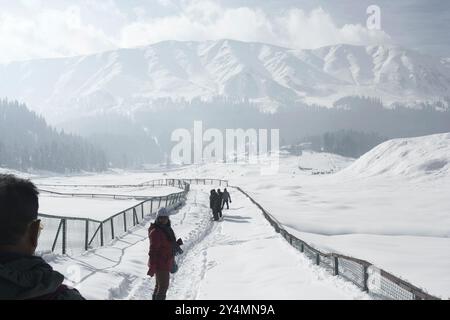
[0, 4, 117, 63]
[120, 1, 390, 49]
[0, 0, 391, 64]
[278, 8, 390, 49]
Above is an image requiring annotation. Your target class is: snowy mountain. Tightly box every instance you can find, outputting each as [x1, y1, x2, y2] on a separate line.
[336, 133, 450, 180]
[1, 39, 450, 123]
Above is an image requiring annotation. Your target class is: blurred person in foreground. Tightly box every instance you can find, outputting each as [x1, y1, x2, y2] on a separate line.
[0, 174, 84, 300]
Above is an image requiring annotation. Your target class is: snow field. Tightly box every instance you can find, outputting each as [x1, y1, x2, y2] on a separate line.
[164, 136, 450, 298]
[37, 184, 181, 220]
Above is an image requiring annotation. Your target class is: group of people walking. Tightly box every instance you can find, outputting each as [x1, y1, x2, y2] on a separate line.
[209, 188, 232, 221]
[0, 174, 231, 300]
[146, 187, 231, 299]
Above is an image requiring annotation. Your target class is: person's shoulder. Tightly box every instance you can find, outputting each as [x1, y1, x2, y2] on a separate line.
[149, 224, 162, 236]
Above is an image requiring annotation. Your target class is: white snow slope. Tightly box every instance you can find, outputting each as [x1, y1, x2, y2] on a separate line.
[1, 40, 449, 122]
[336, 133, 450, 180]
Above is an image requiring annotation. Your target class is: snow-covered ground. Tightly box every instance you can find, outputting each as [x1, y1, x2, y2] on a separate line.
[33, 169, 170, 185]
[45, 185, 368, 300]
[38, 195, 142, 220]
[2, 133, 448, 299]
[37, 184, 181, 220]
[164, 134, 450, 299]
[38, 185, 181, 197]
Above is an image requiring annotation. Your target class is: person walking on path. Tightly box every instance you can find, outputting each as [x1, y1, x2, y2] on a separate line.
[147, 208, 183, 300]
[210, 190, 220, 221]
[217, 189, 224, 219]
[222, 188, 232, 210]
[0, 174, 84, 300]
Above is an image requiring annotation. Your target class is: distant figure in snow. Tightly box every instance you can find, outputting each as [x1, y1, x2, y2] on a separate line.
[217, 189, 224, 219]
[0, 174, 84, 300]
[147, 207, 183, 300]
[210, 190, 220, 221]
[222, 188, 232, 210]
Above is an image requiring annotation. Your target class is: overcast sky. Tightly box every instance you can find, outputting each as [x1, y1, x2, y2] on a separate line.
[0, 0, 448, 63]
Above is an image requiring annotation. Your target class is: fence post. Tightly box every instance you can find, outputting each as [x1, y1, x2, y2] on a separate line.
[334, 256, 339, 276]
[165, 196, 169, 208]
[158, 197, 162, 208]
[62, 219, 67, 255]
[363, 265, 369, 292]
[301, 243, 304, 253]
[133, 208, 137, 226]
[150, 199, 153, 215]
[100, 223, 104, 247]
[52, 219, 63, 253]
[141, 204, 144, 219]
[123, 212, 127, 232]
[85, 220, 89, 251]
[316, 253, 320, 266]
[111, 219, 115, 240]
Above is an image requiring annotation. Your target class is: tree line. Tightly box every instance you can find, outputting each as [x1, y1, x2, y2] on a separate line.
[0, 99, 107, 173]
[3, 94, 450, 171]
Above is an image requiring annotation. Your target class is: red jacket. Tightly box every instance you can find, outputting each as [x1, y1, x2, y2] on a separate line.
[147, 224, 174, 277]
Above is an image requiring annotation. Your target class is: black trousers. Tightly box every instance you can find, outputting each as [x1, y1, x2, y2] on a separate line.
[153, 271, 170, 300]
[222, 200, 229, 210]
[212, 209, 220, 221]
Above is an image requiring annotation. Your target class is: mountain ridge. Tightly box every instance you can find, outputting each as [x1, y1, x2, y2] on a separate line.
[1, 39, 449, 123]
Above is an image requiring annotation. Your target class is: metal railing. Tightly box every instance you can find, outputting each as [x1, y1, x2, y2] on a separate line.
[37, 179, 190, 255]
[37, 178, 187, 190]
[234, 186, 440, 300]
[36, 178, 227, 256]
[179, 178, 229, 187]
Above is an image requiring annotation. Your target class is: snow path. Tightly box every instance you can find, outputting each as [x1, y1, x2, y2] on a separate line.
[46, 185, 369, 300]
[166, 187, 368, 300]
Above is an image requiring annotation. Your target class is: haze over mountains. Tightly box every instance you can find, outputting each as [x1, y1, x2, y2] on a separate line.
[1, 39, 449, 124]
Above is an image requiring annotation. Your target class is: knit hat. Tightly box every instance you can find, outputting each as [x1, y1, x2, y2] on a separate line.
[156, 207, 170, 219]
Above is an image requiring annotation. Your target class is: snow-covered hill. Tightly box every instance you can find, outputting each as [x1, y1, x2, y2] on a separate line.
[1, 39, 450, 123]
[337, 133, 450, 180]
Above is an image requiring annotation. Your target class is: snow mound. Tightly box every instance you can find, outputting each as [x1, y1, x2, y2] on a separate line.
[336, 133, 450, 179]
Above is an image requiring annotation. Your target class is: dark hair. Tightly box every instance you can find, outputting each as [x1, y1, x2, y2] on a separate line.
[0, 174, 39, 245]
[155, 217, 171, 227]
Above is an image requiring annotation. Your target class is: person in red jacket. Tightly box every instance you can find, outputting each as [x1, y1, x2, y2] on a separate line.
[147, 207, 183, 300]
